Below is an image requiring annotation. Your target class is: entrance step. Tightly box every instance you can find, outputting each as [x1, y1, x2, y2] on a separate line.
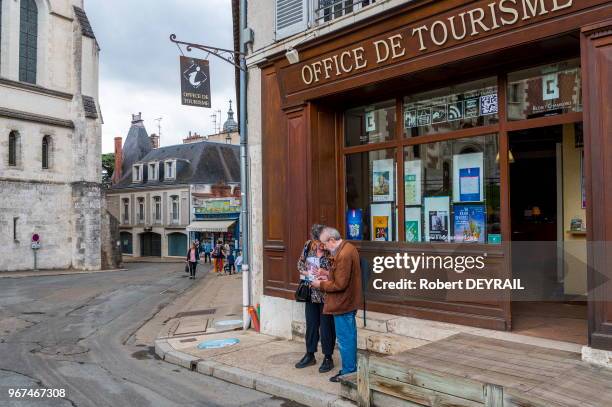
[291, 320, 430, 356]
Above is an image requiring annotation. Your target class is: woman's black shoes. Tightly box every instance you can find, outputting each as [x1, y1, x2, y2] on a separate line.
[319, 356, 334, 373]
[329, 371, 343, 382]
[294, 353, 316, 369]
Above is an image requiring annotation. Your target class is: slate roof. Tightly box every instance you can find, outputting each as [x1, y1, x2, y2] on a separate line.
[73, 7, 96, 39]
[117, 116, 153, 179]
[112, 141, 240, 190]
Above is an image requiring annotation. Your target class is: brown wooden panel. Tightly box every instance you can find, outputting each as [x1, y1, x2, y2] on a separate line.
[581, 19, 612, 351]
[263, 253, 287, 289]
[310, 105, 339, 229]
[287, 109, 310, 287]
[262, 67, 286, 243]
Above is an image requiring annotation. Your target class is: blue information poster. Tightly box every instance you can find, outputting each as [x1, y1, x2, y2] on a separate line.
[459, 167, 481, 202]
[453, 205, 486, 243]
[346, 209, 363, 240]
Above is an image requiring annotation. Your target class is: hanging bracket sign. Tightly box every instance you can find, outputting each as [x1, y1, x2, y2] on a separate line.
[180, 56, 211, 108]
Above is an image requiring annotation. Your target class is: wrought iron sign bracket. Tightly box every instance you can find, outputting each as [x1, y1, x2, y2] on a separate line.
[170, 34, 246, 72]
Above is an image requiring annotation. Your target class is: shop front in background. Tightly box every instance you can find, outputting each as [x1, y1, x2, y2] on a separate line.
[260, 0, 612, 351]
[187, 197, 240, 253]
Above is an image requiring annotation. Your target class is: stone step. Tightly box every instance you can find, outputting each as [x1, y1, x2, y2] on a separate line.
[291, 320, 430, 356]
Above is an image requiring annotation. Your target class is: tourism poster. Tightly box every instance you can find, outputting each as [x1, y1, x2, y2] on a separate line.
[405, 207, 421, 243]
[453, 152, 483, 202]
[372, 159, 394, 202]
[404, 160, 422, 206]
[370, 203, 393, 242]
[453, 204, 486, 243]
[424, 196, 450, 242]
[346, 209, 363, 240]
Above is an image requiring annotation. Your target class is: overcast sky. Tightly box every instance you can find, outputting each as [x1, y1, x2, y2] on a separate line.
[86, 0, 236, 153]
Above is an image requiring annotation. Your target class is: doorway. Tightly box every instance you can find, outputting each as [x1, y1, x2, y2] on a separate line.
[509, 124, 587, 344]
[140, 232, 161, 257]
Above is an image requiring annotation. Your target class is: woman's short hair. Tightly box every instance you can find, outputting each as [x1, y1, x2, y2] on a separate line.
[322, 227, 341, 241]
[311, 224, 326, 240]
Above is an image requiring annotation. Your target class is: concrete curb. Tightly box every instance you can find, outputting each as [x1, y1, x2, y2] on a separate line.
[0, 268, 127, 279]
[153, 339, 356, 407]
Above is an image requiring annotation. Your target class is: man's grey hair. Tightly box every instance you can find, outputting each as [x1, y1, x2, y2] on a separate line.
[311, 224, 326, 240]
[321, 227, 341, 241]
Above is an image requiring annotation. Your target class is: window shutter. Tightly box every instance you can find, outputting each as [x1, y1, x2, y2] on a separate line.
[276, 0, 308, 40]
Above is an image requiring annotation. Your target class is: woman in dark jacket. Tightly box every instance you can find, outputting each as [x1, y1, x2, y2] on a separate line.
[186, 242, 198, 280]
[294, 224, 336, 373]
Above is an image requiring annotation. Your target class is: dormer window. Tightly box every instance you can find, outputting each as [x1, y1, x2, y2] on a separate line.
[148, 162, 158, 181]
[132, 164, 143, 182]
[164, 160, 176, 180]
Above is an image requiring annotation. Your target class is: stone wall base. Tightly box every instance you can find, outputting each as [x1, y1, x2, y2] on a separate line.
[582, 346, 612, 369]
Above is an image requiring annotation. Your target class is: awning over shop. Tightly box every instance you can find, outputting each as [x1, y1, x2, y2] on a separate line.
[186, 220, 236, 233]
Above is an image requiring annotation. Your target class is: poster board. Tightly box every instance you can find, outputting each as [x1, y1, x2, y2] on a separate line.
[372, 159, 394, 202]
[453, 152, 484, 202]
[404, 160, 422, 206]
[371, 203, 393, 242]
[346, 209, 363, 240]
[424, 196, 450, 242]
[453, 204, 486, 243]
[405, 207, 422, 243]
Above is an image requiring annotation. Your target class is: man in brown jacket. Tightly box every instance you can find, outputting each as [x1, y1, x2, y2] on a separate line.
[312, 227, 361, 382]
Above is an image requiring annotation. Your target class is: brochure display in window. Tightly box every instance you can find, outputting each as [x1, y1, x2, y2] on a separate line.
[345, 148, 397, 242]
[403, 78, 498, 138]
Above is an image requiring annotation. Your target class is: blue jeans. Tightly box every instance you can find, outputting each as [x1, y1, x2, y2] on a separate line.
[333, 310, 357, 374]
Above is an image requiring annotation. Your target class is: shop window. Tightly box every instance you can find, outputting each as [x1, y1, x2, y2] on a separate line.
[403, 134, 501, 243]
[19, 0, 38, 84]
[403, 77, 498, 138]
[507, 58, 581, 121]
[345, 100, 396, 147]
[345, 148, 397, 241]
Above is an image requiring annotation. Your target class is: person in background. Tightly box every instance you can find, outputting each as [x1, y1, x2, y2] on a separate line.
[235, 251, 243, 273]
[311, 227, 361, 382]
[226, 251, 236, 275]
[295, 224, 336, 374]
[213, 240, 225, 274]
[203, 241, 212, 263]
[185, 242, 199, 280]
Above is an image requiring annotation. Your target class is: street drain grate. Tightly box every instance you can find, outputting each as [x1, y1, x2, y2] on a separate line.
[179, 338, 198, 343]
[175, 308, 216, 318]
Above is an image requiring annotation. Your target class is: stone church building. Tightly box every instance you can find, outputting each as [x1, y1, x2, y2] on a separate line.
[0, 1, 109, 271]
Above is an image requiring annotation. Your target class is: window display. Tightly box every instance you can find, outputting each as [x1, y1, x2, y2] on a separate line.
[507, 59, 581, 121]
[345, 100, 396, 146]
[404, 77, 498, 137]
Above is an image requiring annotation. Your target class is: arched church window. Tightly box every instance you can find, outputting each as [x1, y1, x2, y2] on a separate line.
[8, 131, 18, 167]
[42, 135, 50, 169]
[19, 0, 38, 84]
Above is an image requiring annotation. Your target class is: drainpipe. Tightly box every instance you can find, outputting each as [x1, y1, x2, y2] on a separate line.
[239, 0, 251, 329]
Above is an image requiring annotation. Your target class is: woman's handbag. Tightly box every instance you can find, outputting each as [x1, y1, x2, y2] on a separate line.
[184, 263, 189, 273]
[295, 280, 311, 302]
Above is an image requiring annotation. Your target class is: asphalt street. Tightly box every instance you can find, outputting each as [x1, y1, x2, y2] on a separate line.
[0, 263, 299, 407]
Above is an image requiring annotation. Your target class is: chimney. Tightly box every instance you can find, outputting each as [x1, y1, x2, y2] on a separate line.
[112, 137, 123, 183]
[150, 133, 159, 149]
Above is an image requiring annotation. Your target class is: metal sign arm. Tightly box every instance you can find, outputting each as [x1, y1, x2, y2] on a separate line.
[170, 34, 246, 72]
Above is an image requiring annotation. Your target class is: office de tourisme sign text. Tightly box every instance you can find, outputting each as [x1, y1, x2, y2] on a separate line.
[296, 0, 575, 86]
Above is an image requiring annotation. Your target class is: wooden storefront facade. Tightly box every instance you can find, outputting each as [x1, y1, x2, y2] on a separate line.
[258, 0, 612, 350]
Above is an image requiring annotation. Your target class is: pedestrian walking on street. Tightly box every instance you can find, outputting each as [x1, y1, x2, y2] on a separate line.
[226, 252, 236, 275]
[186, 242, 199, 280]
[311, 227, 361, 382]
[203, 241, 212, 263]
[213, 240, 225, 274]
[294, 224, 336, 374]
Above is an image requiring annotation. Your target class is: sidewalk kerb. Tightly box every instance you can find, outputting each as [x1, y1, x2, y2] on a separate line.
[255, 375, 340, 407]
[154, 339, 173, 359]
[163, 349, 201, 370]
[212, 364, 257, 389]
